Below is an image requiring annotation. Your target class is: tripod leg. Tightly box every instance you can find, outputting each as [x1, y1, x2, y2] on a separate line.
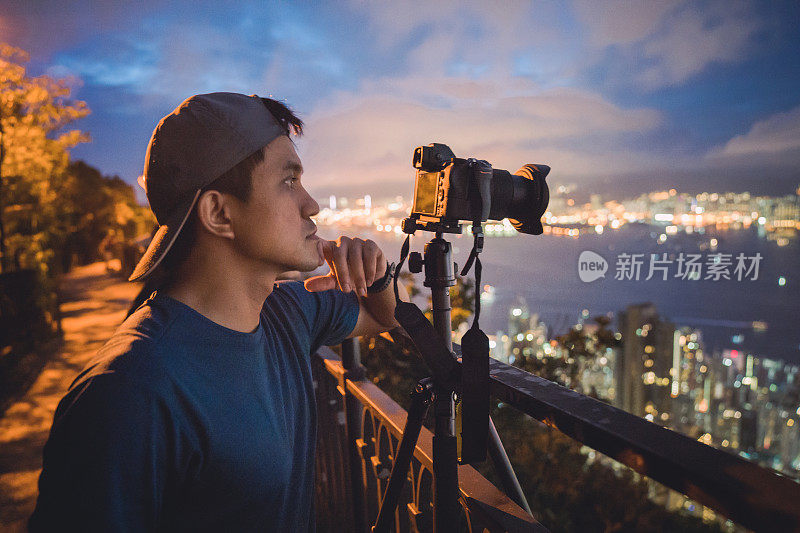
[373, 379, 434, 533]
[433, 436, 460, 531]
[487, 416, 532, 515]
[433, 391, 460, 533]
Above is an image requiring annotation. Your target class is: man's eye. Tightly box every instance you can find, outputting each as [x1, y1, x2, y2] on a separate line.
[285, 177, 298, 188]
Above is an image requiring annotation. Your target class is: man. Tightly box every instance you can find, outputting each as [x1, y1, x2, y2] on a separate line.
[30, 93, 402, 531]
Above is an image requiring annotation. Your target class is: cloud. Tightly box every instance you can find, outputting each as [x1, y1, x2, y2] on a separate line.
[349, 1, 550, 50]
[50, 9, 357, 118]
[571, 0, 683, 48]
[350, 1, 769, 93]
[573, 0, 764, 89]
[711, 106, 800, 158]
[58, 24, 269, 97]
[17, 1, 772, 107]
[298, 76, 666, 195]
[347, 0, 566, 79]
[635, 1, 763, 88]
[687, 105, 800, 196]
[0, 1, 165, 60]
[7, 0, 793, 197]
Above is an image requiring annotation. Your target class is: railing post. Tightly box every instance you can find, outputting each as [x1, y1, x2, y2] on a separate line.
[341, 338, 367, 533]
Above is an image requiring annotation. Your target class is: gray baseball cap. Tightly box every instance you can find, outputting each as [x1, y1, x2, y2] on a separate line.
[129, 92, 286, 282]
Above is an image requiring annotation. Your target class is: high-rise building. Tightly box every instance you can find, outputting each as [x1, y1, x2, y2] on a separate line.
[615, 303, 675, 419]
[739, 409, 758, 452]
[780, 418, 800, 471]
[670, 327, 707, 432]
[507, 295, 531, 365]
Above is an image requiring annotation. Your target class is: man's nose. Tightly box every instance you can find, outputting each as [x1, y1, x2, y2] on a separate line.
[301, 188, 320, 218]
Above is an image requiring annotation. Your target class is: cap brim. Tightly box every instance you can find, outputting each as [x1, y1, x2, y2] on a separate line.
[128, 190, 201, 282]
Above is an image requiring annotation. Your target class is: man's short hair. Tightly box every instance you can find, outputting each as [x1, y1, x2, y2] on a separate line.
[159, 98, 303, 279]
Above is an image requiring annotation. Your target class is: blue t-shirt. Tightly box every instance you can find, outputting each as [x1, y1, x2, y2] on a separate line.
[29, 281, 359, 532]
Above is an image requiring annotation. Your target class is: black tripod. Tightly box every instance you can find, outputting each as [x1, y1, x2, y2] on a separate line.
[372, 228, 530, 532]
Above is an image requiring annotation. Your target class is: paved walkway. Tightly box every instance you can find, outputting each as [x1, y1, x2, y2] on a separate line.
[0, 263, 140, 531]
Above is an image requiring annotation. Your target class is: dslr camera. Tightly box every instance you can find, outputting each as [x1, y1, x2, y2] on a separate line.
[409, 143, 550, 234]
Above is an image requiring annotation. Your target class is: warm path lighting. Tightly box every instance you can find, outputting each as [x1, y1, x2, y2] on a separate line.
[0, 263, 141, 530]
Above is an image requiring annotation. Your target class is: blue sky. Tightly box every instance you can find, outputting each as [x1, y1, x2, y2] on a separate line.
[4, 0, 800, 200]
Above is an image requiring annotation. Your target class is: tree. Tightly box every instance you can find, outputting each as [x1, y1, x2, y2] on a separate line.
[55, 161, 153, 270]
[449, 276, 475, 331]
[0, 43, 89, 273]
[510, 314, 619, 399]
[554, 314, 619, 395]
[399, 270, 476, 332]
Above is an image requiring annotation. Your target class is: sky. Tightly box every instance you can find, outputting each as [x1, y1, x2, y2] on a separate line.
[3, 0, 800, 202]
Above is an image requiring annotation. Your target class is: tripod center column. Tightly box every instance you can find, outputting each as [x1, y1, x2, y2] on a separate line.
[423, 235, 456, 351]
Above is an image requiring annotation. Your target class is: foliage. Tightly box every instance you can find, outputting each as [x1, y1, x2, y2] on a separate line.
[0, 43, 153, 276]
[487, 405, 723, 533]
[449, 276, 474, 331]
[0, 43, 90, 274]
[506, 314, 619, 400]
[58, 161, 153, 269]
[399, 270, 476, 332]
[0, 269, 59, 415]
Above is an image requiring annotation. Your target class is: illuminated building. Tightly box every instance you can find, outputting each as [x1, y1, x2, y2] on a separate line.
[615, 303, 674, 419]
[507, 296, 531, 365]
[739, 409, 758, 452]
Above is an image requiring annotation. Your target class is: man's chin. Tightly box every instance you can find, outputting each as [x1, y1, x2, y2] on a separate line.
[288, 256, 325, 274]
[276, 244, 326, 276]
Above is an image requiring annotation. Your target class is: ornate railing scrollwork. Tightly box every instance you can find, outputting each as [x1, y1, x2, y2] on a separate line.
[313, 343, 545, 532]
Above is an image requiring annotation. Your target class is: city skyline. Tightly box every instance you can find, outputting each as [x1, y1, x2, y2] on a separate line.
[312, 185, 800, 244]
[3, 1, 800, 201]
[310, 187, 799, 371]
[483, 296, 800, 525]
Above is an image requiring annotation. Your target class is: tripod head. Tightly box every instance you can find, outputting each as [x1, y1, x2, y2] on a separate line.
[401, 214, 462, 236]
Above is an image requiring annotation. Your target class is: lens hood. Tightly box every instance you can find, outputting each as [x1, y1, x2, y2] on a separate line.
[508, 164, 550, 235]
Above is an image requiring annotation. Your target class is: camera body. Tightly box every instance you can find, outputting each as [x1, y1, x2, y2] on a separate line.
[410, 143, 550, 235]
[411, 144, 487, 222]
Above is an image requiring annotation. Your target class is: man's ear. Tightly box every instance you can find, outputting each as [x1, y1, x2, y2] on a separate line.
[195, 190, 236, 239]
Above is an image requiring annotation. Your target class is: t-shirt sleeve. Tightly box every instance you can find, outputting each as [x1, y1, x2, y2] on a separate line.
[29, 371, 181, 532]
[274, 281, 360, 351]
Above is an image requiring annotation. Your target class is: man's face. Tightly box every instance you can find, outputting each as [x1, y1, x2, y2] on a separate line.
[227, 135, 323, 273]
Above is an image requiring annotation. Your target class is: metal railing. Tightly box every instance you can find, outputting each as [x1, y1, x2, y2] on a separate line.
[313, 339, 545, 532]
[313, 337, 800, 532]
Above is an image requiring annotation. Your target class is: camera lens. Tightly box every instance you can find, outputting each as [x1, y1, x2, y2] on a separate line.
[488, 164, 550, 235]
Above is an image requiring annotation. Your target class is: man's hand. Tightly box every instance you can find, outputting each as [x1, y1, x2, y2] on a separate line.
[305, 236, 387, 297]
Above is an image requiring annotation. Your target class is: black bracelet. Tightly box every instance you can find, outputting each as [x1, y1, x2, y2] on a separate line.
[367, 261, 395, 294]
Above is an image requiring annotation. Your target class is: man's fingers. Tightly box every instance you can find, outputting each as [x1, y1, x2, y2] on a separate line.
[304, 274, 337, 292]
[319, 237, 387, 295]
[374, 244, 386, 283]
[318, 239, 343, 289]
[348, 239, 367, 297]
[332, 237, 351, 292]
[316, 239, 325, 267]
[363, 240, 379, 287]
[318, 239, 334, 266]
